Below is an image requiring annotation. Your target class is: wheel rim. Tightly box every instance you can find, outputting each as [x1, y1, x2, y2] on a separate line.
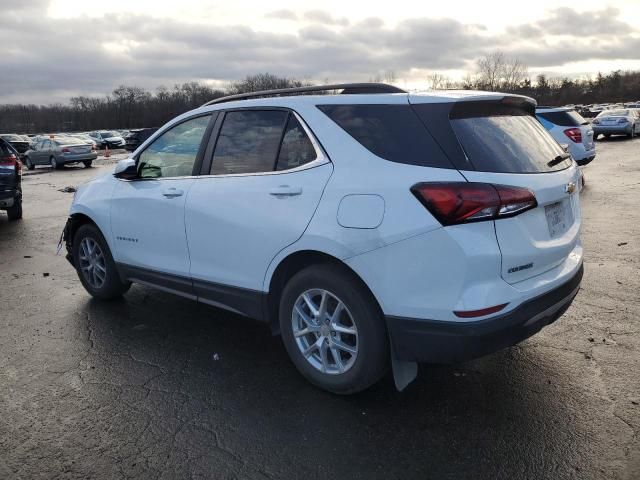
[291, 289, 358, 375]
[78, 237, 107, 289]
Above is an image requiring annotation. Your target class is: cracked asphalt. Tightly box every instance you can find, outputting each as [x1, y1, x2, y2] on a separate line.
[1, 142, 639, 480]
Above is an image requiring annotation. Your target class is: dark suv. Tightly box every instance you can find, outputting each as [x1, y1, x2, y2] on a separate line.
[0, 138, 23, 220]
[125, 128, 158, 151]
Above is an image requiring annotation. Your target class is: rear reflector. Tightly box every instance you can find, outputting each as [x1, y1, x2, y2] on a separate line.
[454, 303, 508, 318]
[563, 128, 582, 143]
[411, 182, 537, 226]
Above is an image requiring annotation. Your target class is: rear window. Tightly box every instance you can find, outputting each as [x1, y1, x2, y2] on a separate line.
[450, 111, 570, 173]
[317, 105, 453, 169]
[538, 110, 587, 126]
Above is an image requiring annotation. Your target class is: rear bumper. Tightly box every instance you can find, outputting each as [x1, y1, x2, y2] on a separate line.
[593, 125, 631, 135]
[60, 152, 98, 163]
[386, 263, 583, 363]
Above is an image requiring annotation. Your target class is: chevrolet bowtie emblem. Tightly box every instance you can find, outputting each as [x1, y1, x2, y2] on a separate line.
[565, 182, 576, 194]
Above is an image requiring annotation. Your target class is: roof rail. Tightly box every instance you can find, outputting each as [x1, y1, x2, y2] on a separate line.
[201, 83, 406, 107]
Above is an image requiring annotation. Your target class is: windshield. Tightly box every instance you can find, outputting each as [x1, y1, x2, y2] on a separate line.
[451, 114, 570, 173]
[538, 110, 588, 127]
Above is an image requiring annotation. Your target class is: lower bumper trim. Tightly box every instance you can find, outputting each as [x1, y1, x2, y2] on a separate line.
[386, 263, 584, 363]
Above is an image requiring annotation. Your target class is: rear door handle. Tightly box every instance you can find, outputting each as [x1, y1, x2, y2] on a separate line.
[162, 188, 184, 198]
[269, 185, 302, 197]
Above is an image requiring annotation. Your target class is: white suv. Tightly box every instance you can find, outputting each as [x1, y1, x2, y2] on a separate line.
[536, 107, 596, 165]
[62, 84, 584, 394]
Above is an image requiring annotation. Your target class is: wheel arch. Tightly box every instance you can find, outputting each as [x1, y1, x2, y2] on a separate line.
[265, 249, 383, 335]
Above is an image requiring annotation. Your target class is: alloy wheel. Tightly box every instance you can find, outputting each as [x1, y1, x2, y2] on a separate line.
[291, 289, 358, 375]
[78, 237, 107, 289]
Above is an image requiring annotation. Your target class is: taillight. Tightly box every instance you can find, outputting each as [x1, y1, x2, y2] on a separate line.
[411, 182, 537, 226]
[62, 147, 71, 153]
[563, 128, 582, 143]
[0, 153, 21, 174]
[617, 118, 629, 124]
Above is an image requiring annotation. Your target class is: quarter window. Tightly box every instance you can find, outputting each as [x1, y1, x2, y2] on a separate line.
[275, 115, 317, 171]
[138, 115, 211, 178]
[211, 110, 288, 175]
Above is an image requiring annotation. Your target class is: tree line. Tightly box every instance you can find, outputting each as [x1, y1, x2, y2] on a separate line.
[2, 60, 640, 134]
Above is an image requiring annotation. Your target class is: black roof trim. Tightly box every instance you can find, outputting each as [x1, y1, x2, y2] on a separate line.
[201, 83, 407, 107]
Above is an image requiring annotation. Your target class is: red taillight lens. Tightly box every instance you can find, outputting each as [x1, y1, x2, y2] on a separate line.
[0, 153, 21, 174]
[563, 128, 582, 143]
[411, 182, 537, 226]
[62, 147, 71, 153]
[0, 153, 18, 166]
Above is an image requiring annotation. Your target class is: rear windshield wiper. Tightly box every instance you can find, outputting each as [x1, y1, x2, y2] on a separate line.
[547, 153, 570, 167]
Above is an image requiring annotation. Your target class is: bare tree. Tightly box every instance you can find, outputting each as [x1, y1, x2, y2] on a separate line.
[476, 51, 529, 92]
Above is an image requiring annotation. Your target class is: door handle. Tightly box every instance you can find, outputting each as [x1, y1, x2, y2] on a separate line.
[162, 188, 184, 198]
[269, 185, 302, 197]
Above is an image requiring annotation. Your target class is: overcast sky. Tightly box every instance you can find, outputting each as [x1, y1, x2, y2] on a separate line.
[2, 0, 640, 104]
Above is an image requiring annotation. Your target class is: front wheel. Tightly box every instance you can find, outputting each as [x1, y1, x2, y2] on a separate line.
[72, 224, 131, 300]
[279, 264, 388, 394]
[24, 157, 35, 170]
[50, 156, 61, 169]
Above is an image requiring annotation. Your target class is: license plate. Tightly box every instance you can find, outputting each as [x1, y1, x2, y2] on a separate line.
[545, 199, 574, 238]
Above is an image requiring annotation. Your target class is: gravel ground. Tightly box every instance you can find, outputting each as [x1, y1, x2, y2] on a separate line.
[0, 140, 638, 479]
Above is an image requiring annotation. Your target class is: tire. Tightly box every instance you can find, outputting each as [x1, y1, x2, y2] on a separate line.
[604, 134, 611, 139]
[24, 157, 35, 170]
[50, 156, 61, 169]
[83, 160, 93, 168]
[72, 224, 131, 300]
[6, 198, 22, 221]
[279, 263, 388, 394]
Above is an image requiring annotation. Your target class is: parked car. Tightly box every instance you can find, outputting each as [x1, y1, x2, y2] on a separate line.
[536, 107, 595, 165]
[23, 136, 97, 170]
[0, 133, 31, 159]
[124, 128, 158, 151]
[0, 138, 22, 220]
[68, 134, 98, 150]
[88, 131, 126, 149]
[592, 109, 640, 139]
[62, 84, 584, 394]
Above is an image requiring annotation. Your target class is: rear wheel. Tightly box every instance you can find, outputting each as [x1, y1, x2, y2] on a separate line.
[6, 198, 22, 221]
[83, 160, 93, 168]
[279, 264, 388, 394]
[72, 224, 131, 300]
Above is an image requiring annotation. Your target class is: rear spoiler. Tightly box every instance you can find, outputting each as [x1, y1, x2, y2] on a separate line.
[450, 96, 536, 119]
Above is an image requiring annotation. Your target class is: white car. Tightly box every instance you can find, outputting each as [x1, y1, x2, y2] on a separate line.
[536, 107, 596, 165]
[61, 84, 584, 394]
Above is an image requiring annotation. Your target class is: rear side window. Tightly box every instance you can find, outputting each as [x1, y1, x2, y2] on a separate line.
[451, 113, 570, 173]
[538, 111, 587, 126]
[212, 110, 288, 175]
[275, 115, 317, 171]
[317, 105, 453, 169]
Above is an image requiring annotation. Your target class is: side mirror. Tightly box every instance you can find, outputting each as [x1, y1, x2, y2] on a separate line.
[114, 158, 138, 180]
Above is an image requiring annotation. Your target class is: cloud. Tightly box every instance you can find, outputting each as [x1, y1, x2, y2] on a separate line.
[303, 10, 349, 26]
[0, 5, 638, 103]
[264, 9, 297, 21]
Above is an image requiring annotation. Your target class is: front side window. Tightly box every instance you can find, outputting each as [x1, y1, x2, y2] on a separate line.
[138, 115, 211, 178]
[275, 115, 317, 171]
[211, 110, 288, 175]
